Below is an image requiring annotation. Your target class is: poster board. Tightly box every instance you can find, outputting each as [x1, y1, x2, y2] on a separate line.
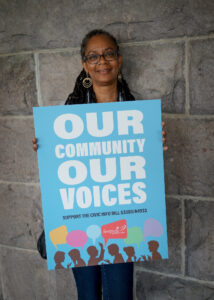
[33, 99, 168, 270]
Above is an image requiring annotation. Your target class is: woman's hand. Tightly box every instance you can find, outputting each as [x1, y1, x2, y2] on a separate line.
[32, 137, 38, 152]
[162, 122, 168, 151]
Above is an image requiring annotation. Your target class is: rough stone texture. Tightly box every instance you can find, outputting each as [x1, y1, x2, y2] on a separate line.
[0, 247, 50, 300]
[54, 269, 77, 300]
[0, 54, 37, 115]
[47, 270, 77, 300]
[137, 198, 182, 274]
[185, 200, 214, 281]
[136, 271, 214, 300]
[164, 118, 214, 197]
[0, 274, 3, 300]
[122, 42, 185, 113]
[189, 38, 214, 114]
[0, 247, 77, 300]
[0, 183, 43, 249]
[1, 0, 214, 53]
[0, 117, 39, 182]
[39, 51, 82, 106]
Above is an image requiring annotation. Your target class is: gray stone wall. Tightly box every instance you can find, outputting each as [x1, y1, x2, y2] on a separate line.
[0, 1, 214, 299]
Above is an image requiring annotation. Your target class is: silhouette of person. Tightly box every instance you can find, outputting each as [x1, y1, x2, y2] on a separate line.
[105, 244, 124, 264]
[54, 251, 71, 269]
[142, 240, 162, 261]
[123, 246, 141, 263]
[87, 242, 104, 266]
[68, 249, 86, 267]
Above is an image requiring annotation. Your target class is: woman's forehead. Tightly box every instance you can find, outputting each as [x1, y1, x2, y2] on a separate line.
[85, 34, 116, 53]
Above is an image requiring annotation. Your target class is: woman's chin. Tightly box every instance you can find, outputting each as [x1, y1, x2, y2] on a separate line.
[94, 76, 117, 86]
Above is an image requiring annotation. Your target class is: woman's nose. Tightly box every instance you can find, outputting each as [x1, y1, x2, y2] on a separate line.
[98, 54, 108, 64]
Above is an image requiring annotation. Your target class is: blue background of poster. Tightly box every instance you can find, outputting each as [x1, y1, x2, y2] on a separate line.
[33, 99, 168, 270]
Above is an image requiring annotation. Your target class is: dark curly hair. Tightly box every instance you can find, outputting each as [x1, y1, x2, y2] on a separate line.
[80, 29, 119, 60]
[65, 29, 135, 105]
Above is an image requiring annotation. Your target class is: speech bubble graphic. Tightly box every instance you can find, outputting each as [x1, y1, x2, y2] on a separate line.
[124, 226, 143, 247]
[49, 225, 68, 248]
[66, 230, 88, 250]
[143, 218, 163, 240]
[101, 219, 127, 245]
[86, 225, 101, 245]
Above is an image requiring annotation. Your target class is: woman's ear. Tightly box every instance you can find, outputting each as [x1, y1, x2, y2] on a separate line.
[118, 54, 122, 69]
[82, 61, 88, 74]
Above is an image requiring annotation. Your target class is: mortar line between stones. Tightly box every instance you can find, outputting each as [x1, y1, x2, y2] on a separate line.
[0, 115, 34, 119]
[0, 244, 38, 253]
[34, 53, 43, 106]
[184, 38, 190, 115]
[181, 199, 186, 276]
[165, 194, 214, 202]
[0, 180, 40, 186]
[162, 113, 214, 119]
[135, 266, 214, 287]
[188, 33, 214, 41]
[120, 33, 214, 48]
[0, 33, 214, 58]
[0, 46, 80, 57]
[120, 37, 184, 47]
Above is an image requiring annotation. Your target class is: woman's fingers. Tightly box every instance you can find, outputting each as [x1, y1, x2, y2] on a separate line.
[33, 144, 38, 151]
[162, 122, 168, 151]
[32, 137, 38, 152]
[162, 130, 166, 137]
[32, 137, 37, 144]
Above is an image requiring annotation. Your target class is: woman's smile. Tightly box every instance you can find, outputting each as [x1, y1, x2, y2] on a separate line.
[96, 68, 111, 74]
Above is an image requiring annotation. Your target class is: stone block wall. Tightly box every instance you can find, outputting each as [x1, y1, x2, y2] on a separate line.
[0, 1, 214, 299]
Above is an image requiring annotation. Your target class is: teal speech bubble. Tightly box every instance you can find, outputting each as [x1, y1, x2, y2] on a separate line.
[86, 224, 101, 245]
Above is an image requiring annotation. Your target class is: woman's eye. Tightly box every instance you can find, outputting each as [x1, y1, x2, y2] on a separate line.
[88, 55, 98, 61]
[105, 51, 115, 58]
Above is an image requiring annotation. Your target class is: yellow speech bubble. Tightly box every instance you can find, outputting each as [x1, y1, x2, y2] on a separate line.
[49, 225, 68, 248]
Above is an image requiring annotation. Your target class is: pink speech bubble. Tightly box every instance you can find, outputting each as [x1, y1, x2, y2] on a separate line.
[66, 230, 88, 250]
[143, 218, 163, 240]
[101, 219, 127, 245]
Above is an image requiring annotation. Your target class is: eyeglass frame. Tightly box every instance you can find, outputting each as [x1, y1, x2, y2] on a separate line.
[83, 50, 119, 65]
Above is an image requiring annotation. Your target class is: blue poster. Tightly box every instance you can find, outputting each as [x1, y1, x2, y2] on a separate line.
[33, 99, 168, 270]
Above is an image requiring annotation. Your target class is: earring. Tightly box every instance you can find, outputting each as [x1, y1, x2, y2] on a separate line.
[118, 71, 122, 82]
[82, 74, 92, 88]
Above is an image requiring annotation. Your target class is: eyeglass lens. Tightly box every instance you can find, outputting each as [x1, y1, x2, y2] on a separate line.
[86, 51, 117, 64]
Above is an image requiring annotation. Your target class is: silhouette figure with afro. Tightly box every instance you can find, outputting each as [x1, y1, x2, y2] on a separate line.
[87, 242, 105, 266]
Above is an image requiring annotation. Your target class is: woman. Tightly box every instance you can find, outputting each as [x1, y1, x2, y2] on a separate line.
[33, 29, 167, 300]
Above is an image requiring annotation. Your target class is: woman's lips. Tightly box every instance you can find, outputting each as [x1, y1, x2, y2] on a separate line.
[97, 69, 111, 74]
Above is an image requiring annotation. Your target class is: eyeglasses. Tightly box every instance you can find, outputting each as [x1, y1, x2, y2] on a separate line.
[84, 50, 119, 64]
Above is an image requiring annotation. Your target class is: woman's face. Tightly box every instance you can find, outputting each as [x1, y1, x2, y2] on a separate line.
[82, 34, 122, 87]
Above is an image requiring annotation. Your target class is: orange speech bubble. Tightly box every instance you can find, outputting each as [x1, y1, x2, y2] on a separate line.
[49, 225, 68, 248]
[101, 219, 127, 245]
